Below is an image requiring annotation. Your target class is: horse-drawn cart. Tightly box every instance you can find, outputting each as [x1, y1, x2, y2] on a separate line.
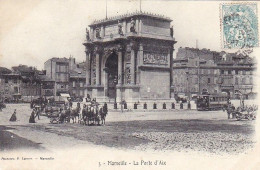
[49, 112, 61, 124]
[235, 111, 256, 121]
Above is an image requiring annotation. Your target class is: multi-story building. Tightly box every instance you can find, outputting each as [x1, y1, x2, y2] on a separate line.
[69, 69, 86, 100]
[12, 65, 42, 101]
[0, 73, 22, 102]
[38, 74, 55, 98]
[173, 47, 256, 100]
[44, 57, 70, 96]
[0, 65, 55, 102]
[44, 57, 87, 98]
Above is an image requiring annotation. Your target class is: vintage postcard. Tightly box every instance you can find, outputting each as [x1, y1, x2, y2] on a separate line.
[0, 0, 259, 170]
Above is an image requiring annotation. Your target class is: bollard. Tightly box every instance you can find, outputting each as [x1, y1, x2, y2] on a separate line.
[124, 102, 127, 109]
[187, 102, 191, 109]
[153, 103, 157, 109]
[134, 103, 137, 109]
[180, 103, 183, 109]
[163, 102, 166, 109]
[172, 102, 175, 109]
[144, 103, 147, 109]
[114, 102, 117, 109]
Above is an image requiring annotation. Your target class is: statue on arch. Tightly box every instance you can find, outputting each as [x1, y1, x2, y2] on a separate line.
[86, 28, 90, 41]
[130, 18, 136, 33]
[95, 28, 101, 39]
[118, 20, 124, 36]
[170, 25, 174, 37]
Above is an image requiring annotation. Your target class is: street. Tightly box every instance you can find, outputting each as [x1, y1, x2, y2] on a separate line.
[0, 103, 256, 154]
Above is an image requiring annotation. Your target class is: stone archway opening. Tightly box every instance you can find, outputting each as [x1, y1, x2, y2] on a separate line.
[104, 52, 118, 99]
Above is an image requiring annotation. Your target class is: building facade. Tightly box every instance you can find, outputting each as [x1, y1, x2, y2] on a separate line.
[69, 70, 86, 100]
[83, 11, 176, 104]
[173, 47, 256, 99]
[44, 58, 70, 96]
[0, 73, 22, 102]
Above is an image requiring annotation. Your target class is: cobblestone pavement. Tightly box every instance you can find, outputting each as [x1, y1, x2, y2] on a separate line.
[0, 103, 256, 154]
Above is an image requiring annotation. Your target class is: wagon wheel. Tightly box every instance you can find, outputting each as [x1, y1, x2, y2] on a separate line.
[236, 115, 242, 121]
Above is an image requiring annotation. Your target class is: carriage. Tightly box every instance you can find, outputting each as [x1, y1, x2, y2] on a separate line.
[46, 100, 108, 125]
[235, 109, 256, 121]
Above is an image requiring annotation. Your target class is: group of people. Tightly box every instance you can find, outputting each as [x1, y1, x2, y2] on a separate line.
[9, 107, 41, 123]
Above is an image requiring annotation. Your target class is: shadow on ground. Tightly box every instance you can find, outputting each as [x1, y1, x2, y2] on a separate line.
[0, 126, 45, 151]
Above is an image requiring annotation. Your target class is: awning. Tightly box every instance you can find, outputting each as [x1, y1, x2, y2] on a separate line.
[60, 93, 70, 97]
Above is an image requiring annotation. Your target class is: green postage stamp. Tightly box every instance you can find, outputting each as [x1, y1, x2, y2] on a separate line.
[221, 3, 259, 49]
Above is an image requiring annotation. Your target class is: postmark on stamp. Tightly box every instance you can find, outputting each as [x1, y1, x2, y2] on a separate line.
[220, 3, 259, 49]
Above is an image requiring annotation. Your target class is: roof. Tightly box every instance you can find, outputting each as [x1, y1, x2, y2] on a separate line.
[90, 11, 172, 26]
[2, 73, 21, 77]
[39, 75, 54, 82]
[46, 57, 69, 63]
[69, 69, 86, 78]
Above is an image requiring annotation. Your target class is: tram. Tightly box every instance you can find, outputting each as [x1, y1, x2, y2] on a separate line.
[197, 93, 228, 111]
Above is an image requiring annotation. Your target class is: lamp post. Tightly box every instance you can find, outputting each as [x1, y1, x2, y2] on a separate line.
[77, 72, 82, 98]
[186, 70, 191, 109]
[185, 70, 190, 101]
[113, 75, 118, 104]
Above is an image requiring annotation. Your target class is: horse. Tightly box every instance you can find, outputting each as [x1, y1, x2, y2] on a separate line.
[70, 106, 81, 123]
[84, 105, 99, 126]
[81, 104, 89, 125]
[64, 108, 71, 123]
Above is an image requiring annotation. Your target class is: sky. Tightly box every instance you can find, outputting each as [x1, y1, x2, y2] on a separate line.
[0, 0, 259, 69]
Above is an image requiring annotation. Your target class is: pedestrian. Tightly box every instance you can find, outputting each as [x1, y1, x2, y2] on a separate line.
[231, 104, 236, 119]
[35, 108, 40, 120]
[9, 109, 17, 122]
[77, 102, 80, 109]
[86, 94, 91, 102]
[180, 102, 183, 109]
[29, 110, 36, 123]
[30, 101, 33, 109]
[103, 102, 108, 115]
[227, 104, 231, 119]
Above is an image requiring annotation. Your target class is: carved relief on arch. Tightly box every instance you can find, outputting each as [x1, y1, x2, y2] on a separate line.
[129, 41, 138, 51]
[93, 46, 103, 54]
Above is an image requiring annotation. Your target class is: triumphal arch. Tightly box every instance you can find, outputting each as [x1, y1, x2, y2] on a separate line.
[83, 12, 176, 107]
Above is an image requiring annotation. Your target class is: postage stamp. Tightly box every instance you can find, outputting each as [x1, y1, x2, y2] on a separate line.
[220, 3, 259, 49]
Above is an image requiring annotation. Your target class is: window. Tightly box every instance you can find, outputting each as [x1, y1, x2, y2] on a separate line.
[235, 70, 238, 75]
[208, 78, 210, 83]
[242, 78, 245, 84]
[80, 82, 84, 87]
[228, 70, 231, 74]
[13, 79, 17, 84]
[221, 70, 224, 74]
[235, 77, 238, 85]
[194, 78, 198, 84]
[5, 79, 8, 83]
[80, 90, 84, 96]
[14, 87, 18, 93]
